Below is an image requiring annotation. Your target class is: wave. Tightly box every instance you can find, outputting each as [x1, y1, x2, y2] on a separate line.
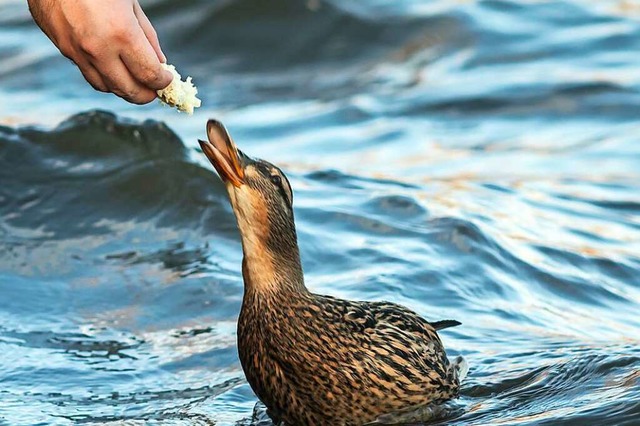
[0, 110, 236, 239]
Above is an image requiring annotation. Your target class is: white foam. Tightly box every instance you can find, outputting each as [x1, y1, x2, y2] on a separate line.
[455, 355, 469, 382]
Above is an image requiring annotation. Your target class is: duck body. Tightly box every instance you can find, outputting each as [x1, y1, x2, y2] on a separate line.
[239, 290, 461, 425]
[198, 120, 465, 426]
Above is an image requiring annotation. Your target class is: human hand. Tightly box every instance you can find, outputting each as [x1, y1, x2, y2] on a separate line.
[28, 0, 173, 104]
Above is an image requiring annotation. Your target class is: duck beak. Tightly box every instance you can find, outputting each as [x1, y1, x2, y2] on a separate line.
[199, 120, 245, 187]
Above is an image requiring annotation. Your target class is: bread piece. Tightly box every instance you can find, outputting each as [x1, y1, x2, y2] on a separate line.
[157, 63, 201, 114]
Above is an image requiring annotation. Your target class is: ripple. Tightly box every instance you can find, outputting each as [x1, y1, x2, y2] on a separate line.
[2, 0, 640, 423]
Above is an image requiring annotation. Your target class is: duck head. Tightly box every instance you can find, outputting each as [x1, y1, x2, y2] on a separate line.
[199, 120, 304, 293]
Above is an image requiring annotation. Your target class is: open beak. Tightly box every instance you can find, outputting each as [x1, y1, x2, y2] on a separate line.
[198, 120, 245, 187]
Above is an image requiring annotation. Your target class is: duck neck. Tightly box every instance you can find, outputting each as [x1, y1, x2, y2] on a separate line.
[240, 233, 307, 298]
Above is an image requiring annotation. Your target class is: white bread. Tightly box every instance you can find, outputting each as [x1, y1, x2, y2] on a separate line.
[156, 63, 201, 114]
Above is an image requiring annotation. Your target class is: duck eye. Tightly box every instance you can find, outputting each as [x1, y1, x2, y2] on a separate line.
[270, 175, 282, 186]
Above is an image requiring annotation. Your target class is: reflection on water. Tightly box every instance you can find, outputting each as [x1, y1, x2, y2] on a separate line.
[1, 0, 639, 425]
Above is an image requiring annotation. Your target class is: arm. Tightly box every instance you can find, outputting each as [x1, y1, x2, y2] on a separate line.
[28, 0, 173, 104]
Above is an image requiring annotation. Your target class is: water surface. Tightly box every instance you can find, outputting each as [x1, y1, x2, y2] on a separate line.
[1, 0, 639, 424]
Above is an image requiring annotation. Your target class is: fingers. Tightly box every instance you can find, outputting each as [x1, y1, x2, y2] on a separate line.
[76, 59, 108, 93]
[74, 31, 158, 104]
[133, 1, 166, 63]
[32, 0, 172, 104]
[58, 45, 108, 93]
[78, 15, 170, 104]
[119, 23, 173, 91]
[98, 59, 158, 104]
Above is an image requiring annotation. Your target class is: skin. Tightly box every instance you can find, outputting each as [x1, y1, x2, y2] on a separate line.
[27, 0, 173, 104]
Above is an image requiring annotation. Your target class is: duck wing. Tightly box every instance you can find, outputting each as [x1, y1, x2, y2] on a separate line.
[365, 301, 459, 336]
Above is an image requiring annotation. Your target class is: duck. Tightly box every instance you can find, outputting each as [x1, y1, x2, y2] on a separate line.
[198, 120, 467, 426]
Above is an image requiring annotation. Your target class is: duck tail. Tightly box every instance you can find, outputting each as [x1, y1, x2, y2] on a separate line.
[430, 319, 461, 331]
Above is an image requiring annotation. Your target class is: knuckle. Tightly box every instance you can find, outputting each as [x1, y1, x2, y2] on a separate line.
[123, 89, 146, 104]
[111, 87, 130, 100]
[137, 93, 156, 105]
[113, 85, 155, 104]
[79, 70, 106, 92]
[92, 83, 108, 93]
[124, 89, 140, 101]
[112, 26, 133, 43]
[78, 39, 101, 57]
[58, 44, 75, 60]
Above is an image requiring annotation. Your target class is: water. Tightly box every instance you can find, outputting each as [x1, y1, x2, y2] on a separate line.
[1, 0, 639, 424]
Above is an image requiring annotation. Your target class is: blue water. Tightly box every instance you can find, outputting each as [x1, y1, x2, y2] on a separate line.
[1, 0, 639, 424]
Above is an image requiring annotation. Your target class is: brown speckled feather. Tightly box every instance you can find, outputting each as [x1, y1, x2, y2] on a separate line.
[199, 120, 463, 426]
[238, 291, 461, 426]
